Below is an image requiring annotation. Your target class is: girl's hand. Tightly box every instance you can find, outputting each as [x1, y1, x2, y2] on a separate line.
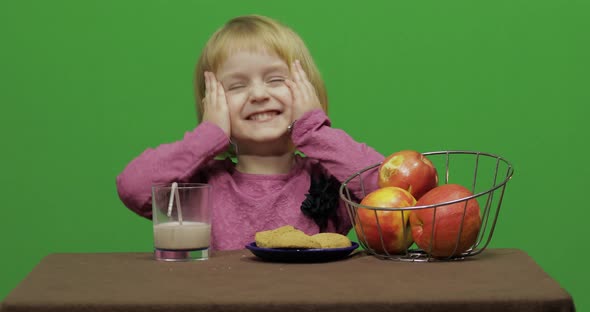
[285, 60, 322, 123]
[202, 71, 231, 136]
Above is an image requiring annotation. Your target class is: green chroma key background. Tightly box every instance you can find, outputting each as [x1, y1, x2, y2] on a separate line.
[1, 0, 587, 309]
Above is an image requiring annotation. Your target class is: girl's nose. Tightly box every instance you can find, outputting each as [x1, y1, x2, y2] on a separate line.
[248, 82, 270, 104]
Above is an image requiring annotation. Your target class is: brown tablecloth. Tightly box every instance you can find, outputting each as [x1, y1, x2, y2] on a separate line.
[0, 248, 574, 312]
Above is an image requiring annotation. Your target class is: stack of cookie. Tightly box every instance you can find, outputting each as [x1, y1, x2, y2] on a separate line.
[255, 225, 352, 249]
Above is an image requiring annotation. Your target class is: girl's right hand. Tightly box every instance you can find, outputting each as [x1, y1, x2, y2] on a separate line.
[285, 60, 322, 123]
[202, 71, 231, 136]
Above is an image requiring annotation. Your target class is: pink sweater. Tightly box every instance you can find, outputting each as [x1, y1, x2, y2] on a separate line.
[116, 109, 384, 250]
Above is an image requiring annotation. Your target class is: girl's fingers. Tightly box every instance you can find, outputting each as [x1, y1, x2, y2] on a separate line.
[203, 72, 210, 109]
[284, 79, 300, 122]
[205, 72, 216, 104]
[296, 60, 309, 81]
[216, 81, 227, 105]
[209, 73, 217, 94]
[210, 73, 221, 106]
[291, 61, 302, 83]
[284, 79, 302, 102]
[296, 63, 312, 102]
[301, 76, 315, 97]
[204, 71, 210, 94]
[293, 60, 315, 100]
[299, 64, 316, 94]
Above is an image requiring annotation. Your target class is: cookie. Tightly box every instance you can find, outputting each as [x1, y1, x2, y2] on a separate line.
[311, 233, 352, 248]
[255, 225, 296, 248]
[269, 230, 321, 249]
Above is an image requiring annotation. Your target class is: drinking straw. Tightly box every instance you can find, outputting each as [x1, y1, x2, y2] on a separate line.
[175, 185, 183, 225]
[166, 182, 178, 217]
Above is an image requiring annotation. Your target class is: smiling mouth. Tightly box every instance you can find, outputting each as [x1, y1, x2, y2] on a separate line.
[247, 111, 281, 121]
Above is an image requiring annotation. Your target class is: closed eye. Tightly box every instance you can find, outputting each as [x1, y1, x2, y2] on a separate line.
[227, 84, 246, 91]
[267, 77, 286, 85]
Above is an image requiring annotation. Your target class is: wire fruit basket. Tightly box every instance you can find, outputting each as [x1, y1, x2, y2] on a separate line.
[339, 151, 514, 262]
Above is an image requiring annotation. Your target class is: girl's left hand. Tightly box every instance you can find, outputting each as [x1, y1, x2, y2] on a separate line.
[285, 59, 322, 123]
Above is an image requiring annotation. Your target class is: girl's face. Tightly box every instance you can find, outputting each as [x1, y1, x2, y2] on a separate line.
[216, 50, 293, 152]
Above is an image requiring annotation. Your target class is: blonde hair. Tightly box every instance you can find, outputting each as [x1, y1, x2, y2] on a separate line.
[194, 15, 328, 121]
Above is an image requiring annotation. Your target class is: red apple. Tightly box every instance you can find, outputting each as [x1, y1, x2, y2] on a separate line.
[355, 187, 416, 255]
[410, 184, 482, 258]
[378, 150, 438, 199]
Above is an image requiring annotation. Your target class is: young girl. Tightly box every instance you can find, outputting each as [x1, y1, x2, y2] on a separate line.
[116, 15, 384, 250]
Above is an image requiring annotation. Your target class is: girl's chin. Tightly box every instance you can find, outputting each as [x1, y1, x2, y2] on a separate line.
[243, 134, 289, 143]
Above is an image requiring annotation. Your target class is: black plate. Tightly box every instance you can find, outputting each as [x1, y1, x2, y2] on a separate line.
[245, 242, 359, 263]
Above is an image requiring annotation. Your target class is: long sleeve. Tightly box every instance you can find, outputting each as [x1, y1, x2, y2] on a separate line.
[291, 109, 384, 200]
[116, 122, 230, 219]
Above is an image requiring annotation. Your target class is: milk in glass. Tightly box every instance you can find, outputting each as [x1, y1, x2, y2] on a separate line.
[153, 221, 211, 250]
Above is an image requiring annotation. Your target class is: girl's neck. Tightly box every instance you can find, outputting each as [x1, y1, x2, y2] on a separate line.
[235, 152, 295, 175]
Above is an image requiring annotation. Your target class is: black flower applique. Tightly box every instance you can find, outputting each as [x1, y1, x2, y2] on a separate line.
[301, 174, 341, 231]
